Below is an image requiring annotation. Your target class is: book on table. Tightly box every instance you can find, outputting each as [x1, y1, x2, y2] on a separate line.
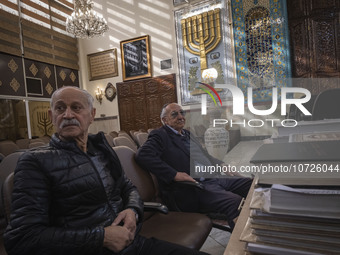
[239, 180, 340, 255]
[239, 135, 340, 254]
[288, 131, 340, 143]
[250, 140, 340, 186]
[246, 242, 326, 255]
[250, 184, 340, 218]
[276, 119, 340, 137]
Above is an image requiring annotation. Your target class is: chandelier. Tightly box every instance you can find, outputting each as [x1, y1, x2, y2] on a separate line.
[66, 0, 109, 38]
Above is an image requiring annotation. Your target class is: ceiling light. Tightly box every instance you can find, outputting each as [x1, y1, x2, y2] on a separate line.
[66, 0, 109, 38]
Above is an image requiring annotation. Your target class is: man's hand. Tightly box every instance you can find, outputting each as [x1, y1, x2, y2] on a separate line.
[103, 224, 134, 253]
[113, 209, 137, 234]
[103, 209, 137, 253]
[174, 172, 196, 182]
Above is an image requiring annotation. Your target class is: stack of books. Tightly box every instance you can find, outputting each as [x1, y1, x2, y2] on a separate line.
[239, 180, 340, 255]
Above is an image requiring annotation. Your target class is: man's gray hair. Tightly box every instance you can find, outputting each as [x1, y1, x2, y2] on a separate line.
[160, 103, 169, 125]
[50, 86, 94, 110]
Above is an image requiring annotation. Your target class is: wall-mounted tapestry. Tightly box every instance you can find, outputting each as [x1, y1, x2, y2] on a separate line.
[0, 53, 25, 97]
[175, 0, 235, 105]
[28, 101, 54, 138]
[231, 0, 292, 103]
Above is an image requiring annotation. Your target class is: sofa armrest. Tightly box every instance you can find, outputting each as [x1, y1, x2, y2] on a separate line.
[144, 202, 169, 214]
[174, 181, 205, 190]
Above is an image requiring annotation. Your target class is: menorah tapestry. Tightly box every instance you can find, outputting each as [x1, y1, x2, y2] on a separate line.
[29, 102, 54, 138]
[175, 0, 234, 105]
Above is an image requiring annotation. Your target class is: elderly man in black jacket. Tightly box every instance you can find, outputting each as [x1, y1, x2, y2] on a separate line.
[4, 87, 208, 255]
[135, 103, 252, 229]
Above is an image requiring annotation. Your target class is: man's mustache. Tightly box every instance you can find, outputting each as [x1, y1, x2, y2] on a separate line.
[59, 119, 80, 129]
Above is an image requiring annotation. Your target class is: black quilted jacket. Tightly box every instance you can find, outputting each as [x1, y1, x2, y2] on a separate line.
[4, 132, 143, 255]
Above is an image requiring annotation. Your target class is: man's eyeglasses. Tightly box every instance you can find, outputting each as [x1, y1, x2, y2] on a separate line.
[170, 110, 186, 118]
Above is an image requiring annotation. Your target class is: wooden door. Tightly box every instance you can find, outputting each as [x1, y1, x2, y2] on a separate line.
[117, 74, 177, 132]
[288, 0, 340, 94]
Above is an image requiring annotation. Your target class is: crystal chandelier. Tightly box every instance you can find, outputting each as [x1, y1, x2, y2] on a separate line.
[66, 0, 109, 38]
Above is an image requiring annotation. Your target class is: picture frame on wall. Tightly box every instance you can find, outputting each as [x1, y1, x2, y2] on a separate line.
[87, 49, 118, 81]
[173, 0, 189, 7]
[120, 35, 152, 81]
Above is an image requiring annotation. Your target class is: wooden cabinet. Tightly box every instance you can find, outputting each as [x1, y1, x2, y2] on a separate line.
[116, 74, 177, 132]
[288, 0, 340, 94]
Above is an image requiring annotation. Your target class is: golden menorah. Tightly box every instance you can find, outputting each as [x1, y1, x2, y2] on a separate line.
[181, 8, 222, 73]
[37, 111, 53, 136]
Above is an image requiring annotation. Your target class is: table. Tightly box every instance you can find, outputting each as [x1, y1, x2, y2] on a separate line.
[224, 179, 256, 255]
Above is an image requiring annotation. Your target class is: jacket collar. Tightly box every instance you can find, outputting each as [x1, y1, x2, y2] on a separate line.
[51, 132, 107, 153]
[162, 125, 190, 156]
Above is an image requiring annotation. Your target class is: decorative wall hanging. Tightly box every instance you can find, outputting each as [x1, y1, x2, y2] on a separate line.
[28, 101, 54, 138]
[175, 0, 235, 105]
[87, 49, 118, 81]
[56, 66, 79, 89]
[120, 35, 152, 82]
[24, 59, 57, 98]
[0, 53, 25, 97]
[231, 0, 292, 103]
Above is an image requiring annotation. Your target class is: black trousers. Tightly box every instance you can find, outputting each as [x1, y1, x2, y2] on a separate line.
[171, 177, 253, 228]
[106, 235, 209, 255]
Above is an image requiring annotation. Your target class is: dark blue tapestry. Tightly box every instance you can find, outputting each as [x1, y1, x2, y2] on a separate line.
[231, 0, 291, 103]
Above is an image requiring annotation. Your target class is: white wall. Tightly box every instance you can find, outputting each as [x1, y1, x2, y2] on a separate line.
[79, 0, 283, 137]
[78, 0, 178, 133]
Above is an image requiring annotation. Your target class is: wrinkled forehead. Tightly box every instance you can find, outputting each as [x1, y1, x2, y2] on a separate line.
[166, 104, 183, 113]
[52, 88, 89, 107]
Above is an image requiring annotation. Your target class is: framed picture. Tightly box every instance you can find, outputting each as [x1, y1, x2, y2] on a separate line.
[87, 49, 118, 81]
[120, 35, 152, 81]
[173, 0, 189, 6]
[160, 58, 173, 70]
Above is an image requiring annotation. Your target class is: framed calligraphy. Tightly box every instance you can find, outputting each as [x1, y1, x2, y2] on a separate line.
[87, 49, 118, 81]
[120, 35, 152, 81]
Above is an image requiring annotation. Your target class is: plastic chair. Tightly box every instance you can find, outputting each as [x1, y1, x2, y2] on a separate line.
[113, 136, 137, 152]
[0, 141, 19, 156]
[28, 142, 46, 149]
[147, 128, 154, 134]
[104, 134, 114, 147]
[312, 89, 340, 120]
[0, 152, 24, 231]
[288, 95, 317, 121]
[135, 132, 148, 147]
[109, 131, 118, 138]
[16, 139, 30, 149]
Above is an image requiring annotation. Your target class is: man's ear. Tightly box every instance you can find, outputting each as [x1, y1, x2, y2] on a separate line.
[48, 109, 52, 118]
[48, 109, 54, 125]
[90, 108, 96, 123]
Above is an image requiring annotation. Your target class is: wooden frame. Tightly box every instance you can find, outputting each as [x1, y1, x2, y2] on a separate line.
[87, 49, 118, 81]
[120, 35, 152, 81]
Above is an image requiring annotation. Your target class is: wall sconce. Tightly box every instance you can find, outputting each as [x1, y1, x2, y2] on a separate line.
[95, 87, 104, 104]
[202, 68, 218, 83]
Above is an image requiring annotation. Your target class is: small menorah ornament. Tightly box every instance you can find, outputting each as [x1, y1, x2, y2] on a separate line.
[181, 8, 222, 73]
[37, 111, 53, 136]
